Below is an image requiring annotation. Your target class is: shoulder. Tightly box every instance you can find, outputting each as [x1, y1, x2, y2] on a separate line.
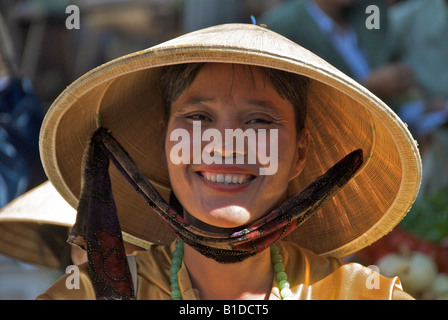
[133, 241, 174, 277]
[389, 0, 429, 35]
[130, 242, 177, 299]
[277, 241, 413, 300]
[278, 240, 343, 285]
[317, 262, 415, 300]
[36, 262, 95, 300]
[390, 0, 426, 21]
[37, 242, 176, 300]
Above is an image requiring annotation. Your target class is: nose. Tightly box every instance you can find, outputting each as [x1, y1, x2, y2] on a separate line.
[207, 130, 259, 167]
[193, 116, 255, 165]
[207, 141, 245, 164]
[201, 129, 247, 165]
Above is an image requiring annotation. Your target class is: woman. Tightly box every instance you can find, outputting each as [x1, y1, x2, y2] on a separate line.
[37, 24, 421, 300]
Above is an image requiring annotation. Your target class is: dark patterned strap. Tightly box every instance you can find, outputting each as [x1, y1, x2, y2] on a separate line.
[88, 128, 363, 263]
[68, 128, 135, 300]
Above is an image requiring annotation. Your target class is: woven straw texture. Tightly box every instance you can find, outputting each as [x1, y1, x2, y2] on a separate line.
[39, 24, 421, 258]
[0, 181, 75, 268]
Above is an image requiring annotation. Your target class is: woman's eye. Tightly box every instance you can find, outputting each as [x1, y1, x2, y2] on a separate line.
[246, 118, 272, 125]
[187, 114, 211, 121]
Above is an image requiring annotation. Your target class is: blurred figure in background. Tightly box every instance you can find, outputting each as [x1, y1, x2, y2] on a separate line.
[0, 181, 77, 299]
[182, 0, 285, 33]
[389, 0, 448, 197]
[0, 76, 45, 206]
[182, 0, 243, 32]
[0, 12, 45, 208]
[390, 0, 448, 104]
[259, 0, 414, 105]
[0, 180, 145, 299]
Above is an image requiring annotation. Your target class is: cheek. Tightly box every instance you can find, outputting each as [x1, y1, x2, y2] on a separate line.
[258, 139, 297, 199]
[256, 128, 297, 177]
[164, 139, 189, 197]
[276, 132, 300, 176]
[164, 121, 193, 168]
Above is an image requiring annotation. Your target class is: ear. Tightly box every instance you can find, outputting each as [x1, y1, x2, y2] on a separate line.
[289, 127, 310, 181]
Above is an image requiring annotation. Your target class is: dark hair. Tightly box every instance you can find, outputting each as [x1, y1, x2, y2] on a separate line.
[160, 63, 310, 131]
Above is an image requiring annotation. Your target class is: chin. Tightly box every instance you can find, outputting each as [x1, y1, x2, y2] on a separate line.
[203, 205, 253, 229]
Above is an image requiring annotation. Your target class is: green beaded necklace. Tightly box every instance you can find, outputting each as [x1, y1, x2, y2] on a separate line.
[169, 241, 293, 300]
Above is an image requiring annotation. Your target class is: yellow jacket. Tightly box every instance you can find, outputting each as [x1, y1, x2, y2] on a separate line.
[37, 240, 413, 300]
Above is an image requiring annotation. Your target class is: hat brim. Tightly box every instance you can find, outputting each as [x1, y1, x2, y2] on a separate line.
[0, 181, 75, 268]
[39, 24, 421, 258]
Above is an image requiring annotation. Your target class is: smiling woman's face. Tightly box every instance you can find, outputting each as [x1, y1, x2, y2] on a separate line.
[164, 63, 309, 229]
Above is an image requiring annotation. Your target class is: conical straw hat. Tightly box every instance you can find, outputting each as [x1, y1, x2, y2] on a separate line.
[39, 24, 421, 258]
[0, 181, 75, 269]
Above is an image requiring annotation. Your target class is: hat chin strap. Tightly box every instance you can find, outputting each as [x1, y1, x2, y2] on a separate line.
[69, 127, 363, 298]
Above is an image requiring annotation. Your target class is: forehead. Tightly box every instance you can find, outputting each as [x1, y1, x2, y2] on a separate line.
[166, 63, 299, 126]
[180, 63, 280, 97]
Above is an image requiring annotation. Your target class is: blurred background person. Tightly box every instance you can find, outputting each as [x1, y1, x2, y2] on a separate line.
[1, 0, 444, 300]
[0, 12, 46, 208]
[0, 0, 179, 299]
[259, 0, 415, 106]
[182, 0, 243, 32]
[389, 0, 448, 197]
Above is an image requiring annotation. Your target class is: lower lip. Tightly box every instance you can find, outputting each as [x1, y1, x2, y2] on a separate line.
[197, 173, 253, 193]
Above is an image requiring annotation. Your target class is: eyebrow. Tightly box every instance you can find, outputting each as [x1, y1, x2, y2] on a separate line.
[179, 96, 282, 116]
[244, 99, 277, 110]
[243, 99, 284, 117]
[182, 96, 215, 106]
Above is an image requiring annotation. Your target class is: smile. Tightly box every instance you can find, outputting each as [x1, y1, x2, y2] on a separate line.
[199, 172, 255, 185]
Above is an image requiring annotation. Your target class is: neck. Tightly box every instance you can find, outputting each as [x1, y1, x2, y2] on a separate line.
[183, 243, 274, 300]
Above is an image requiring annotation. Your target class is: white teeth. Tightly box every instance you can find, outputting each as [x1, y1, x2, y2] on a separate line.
[202, 172, 253, 185]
